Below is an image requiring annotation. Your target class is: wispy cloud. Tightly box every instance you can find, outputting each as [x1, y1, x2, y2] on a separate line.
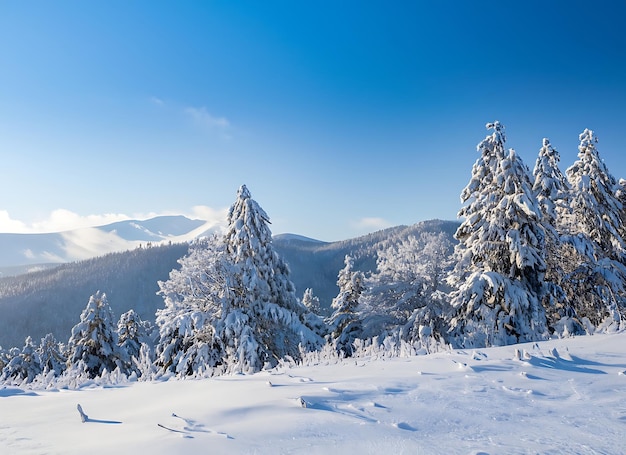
[0, 209, 134, 234]
[149, 96, 165, 106]
[30, 209, 132, 233]
[0, 207, 229, 235]
[185, 106, 230, 130]
[189, 205, 228, 227]
[60, 228, 140, 261]
[352, 217, 392, 232]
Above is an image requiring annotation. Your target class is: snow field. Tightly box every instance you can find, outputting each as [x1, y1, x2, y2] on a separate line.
[2, 332, 626, 454]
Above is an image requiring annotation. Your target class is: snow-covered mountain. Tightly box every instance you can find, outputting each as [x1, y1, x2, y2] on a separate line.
[0, 216, 216, 272]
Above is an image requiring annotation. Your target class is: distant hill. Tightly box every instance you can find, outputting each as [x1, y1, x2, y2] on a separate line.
[0, 219, 459, 349]
[0, 243, 190, 349]
[274, 219, 459, 314]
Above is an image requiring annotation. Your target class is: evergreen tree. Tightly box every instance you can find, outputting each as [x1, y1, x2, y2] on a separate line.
[155, 237, 227, 376]
[221, 185, 323, 372]
[327, 255, 365, 356]
[38, 333, 66, 377]
[563, 129, 626, 327]
[532, 138, 579, 333]
[448, 123, 548, 347]
[1, 336, 42, 384]
[567, 129, 626, 263]
[302, 288, 321, 315]
[155, 185, 323, 376]
[301, 288, 328, 338]
[66, 291, 126, 378]
[616, 179, 626, 241]
[533, 138, 570, 229]
[118, 309, 151, 375]
[0, 346, 7, 373]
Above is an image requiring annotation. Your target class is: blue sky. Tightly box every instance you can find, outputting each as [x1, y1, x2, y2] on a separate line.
[1, 1, 625, 241]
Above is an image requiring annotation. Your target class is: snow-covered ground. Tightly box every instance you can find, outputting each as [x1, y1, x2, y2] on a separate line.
[2, 333, 626, 454]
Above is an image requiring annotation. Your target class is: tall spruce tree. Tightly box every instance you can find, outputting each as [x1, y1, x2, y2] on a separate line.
[532, 138, 578, 332]
[66, 291, 126, 378]
[616, 179, 626, 241]
[221, 185, 323, 372]
[302, 288, 321, 315]
[448, 123, 548, 347]
[328, 255, 365, 356]
[564, 129, 626, 328]
[118, 309, 151, 376]
[39, 333, 66, 377]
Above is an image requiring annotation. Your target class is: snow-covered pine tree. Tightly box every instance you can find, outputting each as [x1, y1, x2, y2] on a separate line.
[327, 255, 365, 356]
[155, 236, 227, 376]
[302, 288, 321, 315]
[532, 138, 580, 333]
[38, 333, 66, 377]
[448, 122, 549, 348]
[221, 185, 324, 372]
[117, 309, 151, 376]
[66, 291, 127, 379]
[0, 346, 7, 373]
[533, 138, 571, 231]
[617, 179, 626, 241]
[301, 288, 328, 338]
[1, 336, 42, 384]
[564, 129, 626, 328]
[567, 129, 626, 263]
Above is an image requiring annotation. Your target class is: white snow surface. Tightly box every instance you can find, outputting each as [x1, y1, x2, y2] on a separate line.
[2, 333, 626, 454]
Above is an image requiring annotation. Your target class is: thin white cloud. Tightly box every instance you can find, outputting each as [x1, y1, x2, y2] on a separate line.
[189, 205, 228, 225]
[60, 228, 140, 261]
[149, 96, 165, 106]
[0, 207, 229, 235]
[352, 217, 393, 232]
[185, 106, 230, 129]
[31, 209, 132, 233]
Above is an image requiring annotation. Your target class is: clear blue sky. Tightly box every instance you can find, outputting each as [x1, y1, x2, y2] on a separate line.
[1, 1, 625, 241]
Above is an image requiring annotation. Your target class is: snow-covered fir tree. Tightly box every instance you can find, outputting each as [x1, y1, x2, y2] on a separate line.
[38, 333, 66, 377]
[448, 122, 549, 348]
[117, 309, 151, 375]
[302, 288, 321, 315]
[532, 138, 579, 333]
[155, 236, 228, 376]
[155, 186, 323, 376]
[0, 346, 7, 372]
[300, 288, 328, 338]
[533, 138, 571, 230]
[563, 129, 626, 328]
[1, 336, 42, 384]
[66, 291, 127, 378]
[617, 179, 626, 241]
[327, 255, 365, 356]
[221, 185, 324, 372]
[567, 129, 626, 263]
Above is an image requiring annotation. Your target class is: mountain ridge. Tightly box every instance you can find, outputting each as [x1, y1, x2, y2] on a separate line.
[0, 218, 460, 348]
